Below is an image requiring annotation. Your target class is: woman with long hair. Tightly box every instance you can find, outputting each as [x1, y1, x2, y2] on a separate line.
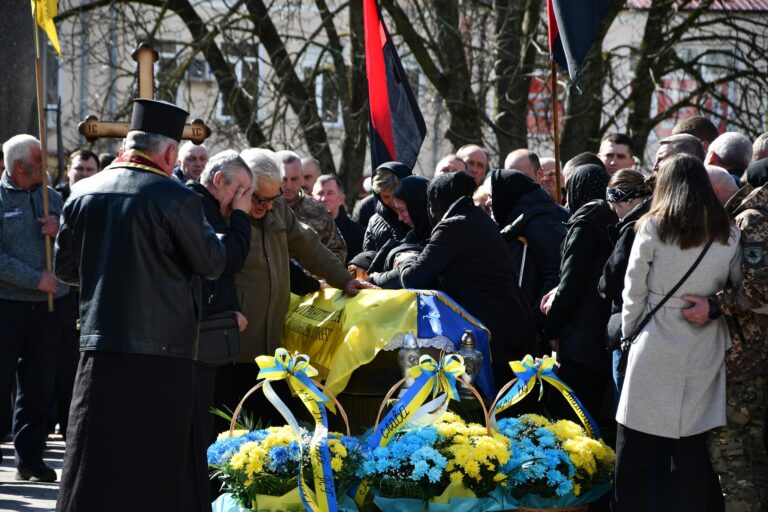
[614, 154, 741, 511]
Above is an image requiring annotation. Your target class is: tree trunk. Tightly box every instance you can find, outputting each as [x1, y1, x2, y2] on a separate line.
[246, 0, 336, 174]
[493, 0, 540, 158]
[338, 0, 369, 209]
[0, 2, 38, 143]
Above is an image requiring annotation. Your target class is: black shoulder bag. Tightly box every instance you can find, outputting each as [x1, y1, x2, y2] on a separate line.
[617, 239, 714, 377]
[198, 311, 241, 366]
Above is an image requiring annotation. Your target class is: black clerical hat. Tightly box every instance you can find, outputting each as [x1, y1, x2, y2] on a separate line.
[130, 99, 188, 141]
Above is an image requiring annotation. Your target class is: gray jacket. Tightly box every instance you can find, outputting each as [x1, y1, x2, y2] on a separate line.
[0, 171, 68, 302]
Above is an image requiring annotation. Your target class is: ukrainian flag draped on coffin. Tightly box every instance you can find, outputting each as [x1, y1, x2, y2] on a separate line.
[282, 288, 495, 398]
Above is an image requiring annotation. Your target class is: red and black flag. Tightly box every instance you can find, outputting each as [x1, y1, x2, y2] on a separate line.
[547, 0, 614, 80]
[363, 0, 426, 170]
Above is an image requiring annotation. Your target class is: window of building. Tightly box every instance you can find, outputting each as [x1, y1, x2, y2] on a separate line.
[216, 42, 259, 121]
[155, 41, 180, 103]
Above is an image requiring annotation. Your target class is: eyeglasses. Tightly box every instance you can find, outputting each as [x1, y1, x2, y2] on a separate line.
[252, 191, 282, 204]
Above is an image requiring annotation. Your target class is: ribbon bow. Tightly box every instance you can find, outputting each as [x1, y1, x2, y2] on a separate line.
[256, 348, 329, 404]
[491, 354, 600, 439]
[409, 353, 467, 401]
[254, 348, 336, 512]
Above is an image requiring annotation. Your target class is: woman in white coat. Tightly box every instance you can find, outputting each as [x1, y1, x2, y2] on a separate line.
[613, 154, 741, 511]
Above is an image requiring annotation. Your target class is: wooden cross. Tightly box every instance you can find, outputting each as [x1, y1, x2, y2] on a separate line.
[77, 42, 211, 144]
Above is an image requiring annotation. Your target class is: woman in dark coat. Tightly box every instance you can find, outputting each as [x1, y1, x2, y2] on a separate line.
[489, 169, 567, 334]
[368, 176, 431, 288]
[597, 169, 655, 400]
[541, 164, 617, 417]
[362, 161, 412, 252]
[397, 172, 539, 384]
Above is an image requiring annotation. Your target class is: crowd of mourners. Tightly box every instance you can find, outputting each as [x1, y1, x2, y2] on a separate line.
[2, 99, 768, 512]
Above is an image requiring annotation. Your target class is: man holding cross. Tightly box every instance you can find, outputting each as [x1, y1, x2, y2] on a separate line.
[54, 99, 226, 511]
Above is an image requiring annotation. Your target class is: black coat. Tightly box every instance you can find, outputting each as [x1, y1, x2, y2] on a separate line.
[335, 206, 365, 264]
[543, 200, 617, 368]
[363, 200, 409, 253]
[352, 194, 377, 230]
[399, 196, 538, 364]
[187, 182, 251, 316]
[598, 199, 651, 350]
[54, 162, 226, 359]
[497, 186, 566, 310]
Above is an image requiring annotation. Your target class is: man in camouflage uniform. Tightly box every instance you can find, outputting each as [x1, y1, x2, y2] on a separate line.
[275, 150, 347, 263]
[683, 182, 768, 511]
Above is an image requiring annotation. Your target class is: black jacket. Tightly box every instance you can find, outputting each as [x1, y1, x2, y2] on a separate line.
[491, 171, 566, 310]
[187, 182, 251, 316]
[352, 194, 377, 230]
[363, 200, 409, 252]
[598, 199, 651, 349]
[335, 206, 365, 264]
[54, 163, 226, 359]
[543, 200, 617, 367]
[368, 176, 431, 288]
[399, 195, 538, 364]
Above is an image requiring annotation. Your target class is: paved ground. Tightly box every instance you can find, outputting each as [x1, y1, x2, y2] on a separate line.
[0, 435, 62, 511]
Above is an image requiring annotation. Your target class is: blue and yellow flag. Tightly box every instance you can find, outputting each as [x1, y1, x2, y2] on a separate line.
[31, 0, 61, 56]
[282, 288, 495, 398]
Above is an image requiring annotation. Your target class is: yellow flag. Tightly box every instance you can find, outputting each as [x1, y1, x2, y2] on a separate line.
[282, 288, 417, 397]
[31, 0, 61, 56]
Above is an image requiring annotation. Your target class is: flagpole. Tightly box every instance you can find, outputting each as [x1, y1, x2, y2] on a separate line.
[32, 18, 54, 312]
[551, 58, 562, 206]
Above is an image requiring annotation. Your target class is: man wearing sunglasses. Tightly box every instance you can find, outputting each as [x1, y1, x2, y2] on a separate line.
[216, 148, 376, 425]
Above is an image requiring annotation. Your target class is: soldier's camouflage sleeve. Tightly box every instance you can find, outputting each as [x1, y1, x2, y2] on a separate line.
[718, 208, 768, 316]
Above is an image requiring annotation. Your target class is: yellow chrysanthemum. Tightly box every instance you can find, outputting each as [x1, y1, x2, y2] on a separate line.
[520, 414, 550, 427]
[217, 429, 249, 441]
[331, 457, 343, 472]
[544, 419, 585, 441]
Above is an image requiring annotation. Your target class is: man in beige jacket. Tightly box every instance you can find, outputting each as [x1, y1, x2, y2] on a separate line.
[216, 147, 374, 424]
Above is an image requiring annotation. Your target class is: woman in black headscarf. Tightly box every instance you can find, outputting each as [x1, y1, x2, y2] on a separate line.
[397, 172, 539, 383]
[541, 164, 617, 417]
[489, 170, 566, 327]
[368, 176, 431, 288]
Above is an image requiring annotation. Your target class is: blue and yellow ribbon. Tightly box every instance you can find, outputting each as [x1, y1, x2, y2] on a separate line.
[355, 354, 466, 505]
[490, 355, 600, 439]
[255, 349, 337, 512]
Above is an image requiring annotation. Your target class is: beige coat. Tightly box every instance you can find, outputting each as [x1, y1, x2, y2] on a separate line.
[235, 197, 352, 362]
[617, 220, 741, 438]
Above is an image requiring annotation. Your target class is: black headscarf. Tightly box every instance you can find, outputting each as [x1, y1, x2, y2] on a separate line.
[394, 175, 431, 244]
[427, 171, 478, 226]
[746, 158, 768, 188]
[489, 169, 540, 227]
[566, 164, 610, 212]
[372, 161, 413, 225]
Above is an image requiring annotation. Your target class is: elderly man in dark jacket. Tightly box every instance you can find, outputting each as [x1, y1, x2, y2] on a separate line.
[187, 150, 253, 460]
[397, 172, 539, 384]
[54, 99, 226, 512]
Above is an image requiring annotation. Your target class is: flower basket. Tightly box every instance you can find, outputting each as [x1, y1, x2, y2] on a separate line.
[356, 353, 514, 512]
[208, 349, 360, 512]
[489, 356, 615, 511]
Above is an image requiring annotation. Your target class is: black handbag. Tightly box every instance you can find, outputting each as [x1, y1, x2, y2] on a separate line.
[197, 311, 241, 366]
[616, 239, 713, 377]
